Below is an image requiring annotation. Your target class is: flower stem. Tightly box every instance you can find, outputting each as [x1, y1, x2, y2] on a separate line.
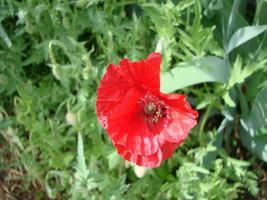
[198, 102, 213, 145]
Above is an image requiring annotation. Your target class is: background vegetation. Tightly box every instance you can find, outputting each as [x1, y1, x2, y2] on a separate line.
[1, 0, 267, 199]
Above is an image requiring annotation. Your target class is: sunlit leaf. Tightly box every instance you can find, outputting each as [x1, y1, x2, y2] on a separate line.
[226, 25, 267, 54]
[160, 56, 230, 93]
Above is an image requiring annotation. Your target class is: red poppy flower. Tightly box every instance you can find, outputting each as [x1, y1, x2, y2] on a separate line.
[96, 53, 198, 168]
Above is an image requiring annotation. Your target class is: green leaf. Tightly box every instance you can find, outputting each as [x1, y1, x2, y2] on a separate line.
[240, 85, 267, 162]
[226, 56, 267, 93]
[160, 56, 230, 93]
[142, 3, 174, 38]
[241, 131, 267, 162]
[249, 86, 267, 132]
[107, 151, 121, 170]
[226, 0, 240, 41]
[223, 92, 236, 107]
[226, 25, 267, 54]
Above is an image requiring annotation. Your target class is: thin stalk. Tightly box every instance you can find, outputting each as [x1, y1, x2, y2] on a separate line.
[198, 102, 213, 145]
[48, 40, 68, 80]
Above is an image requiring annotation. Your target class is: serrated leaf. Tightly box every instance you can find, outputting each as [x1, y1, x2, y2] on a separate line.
[107, 151, 121, 170]
[160, 56, 229, 93]
[184, 163, 210, 174]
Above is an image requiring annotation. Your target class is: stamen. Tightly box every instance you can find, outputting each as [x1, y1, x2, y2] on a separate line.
[138, 93, 168, 123]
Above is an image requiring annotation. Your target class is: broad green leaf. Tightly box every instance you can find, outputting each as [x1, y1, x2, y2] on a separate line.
[160, 56, 229, 93]
[240, 130, 267, 162]
[241, 86, 267, 162]
[249, 86, 267, 133]
[226, 25, 267, 54]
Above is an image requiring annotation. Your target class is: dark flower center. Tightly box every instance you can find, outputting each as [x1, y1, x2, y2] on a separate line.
[138, 93, 168, 123]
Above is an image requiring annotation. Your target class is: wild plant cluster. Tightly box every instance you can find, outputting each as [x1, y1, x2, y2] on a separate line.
[0, 0, 267, 199]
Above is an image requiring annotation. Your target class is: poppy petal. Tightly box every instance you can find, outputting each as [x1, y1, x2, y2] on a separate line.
[160, 93, 198, 119]
[136, 150, 162, 168]
[108, 113, 159, 156]
[162, 111, 197, 143]
[116, 144, 162, 168]
[96, 64, 130, 128]
[158, 133, 183, 160]
[160, 141, 180, 160]
[126, 114, 159, 155]
[119, 52, 161, 93]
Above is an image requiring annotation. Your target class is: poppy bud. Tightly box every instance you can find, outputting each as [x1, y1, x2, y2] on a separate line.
[66, 112, 76, 126]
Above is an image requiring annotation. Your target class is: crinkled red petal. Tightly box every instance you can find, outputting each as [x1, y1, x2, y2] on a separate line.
[161, 142, 180, 160]
[116, 144, 162, 168]
[96, 64, 131, 129]
[157, 93, 198, 146]
[158, 133, 183, 160]
[108, 111, 159, 156]
[162, 110, 197, 143]
[160, 93, 198, 119]
[119, 52, 161, 94]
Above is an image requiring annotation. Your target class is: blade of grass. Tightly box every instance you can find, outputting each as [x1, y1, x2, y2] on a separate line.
[0, 22, 12, 48]
[226, 0, 241, 42]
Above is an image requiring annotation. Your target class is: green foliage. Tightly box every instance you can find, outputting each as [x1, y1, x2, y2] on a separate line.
[1, 0, 266, 199]
[160, 56, 230, 92]
[226, 25, 267, 54]
[176, 0, 222, 61]
[241, 85, 267, 162]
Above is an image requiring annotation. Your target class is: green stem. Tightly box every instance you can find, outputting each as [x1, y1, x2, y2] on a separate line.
[198, 102, 213, 145]
[48, 40, 68, 67]
[48, 40, 68, 80]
